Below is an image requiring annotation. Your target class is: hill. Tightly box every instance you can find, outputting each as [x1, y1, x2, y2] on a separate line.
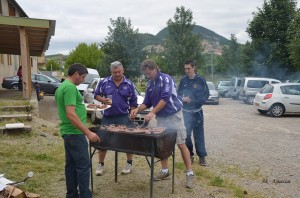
[140, 25, 230, 46]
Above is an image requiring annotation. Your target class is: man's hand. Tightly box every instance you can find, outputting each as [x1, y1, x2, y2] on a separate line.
[87, 131, 100, 143]
[144, 112, 155, 122]
[130, 108, 139, 119]
[183, 96, 191, 103]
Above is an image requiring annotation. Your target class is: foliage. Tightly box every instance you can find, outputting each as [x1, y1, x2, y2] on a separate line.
[64, 42, 105, 71]
[215, 34, 243, 76]
[163, 6, 204, 75]
[287, 10, 300, 70]
[45, 59, 60, 71]
[246, 0, 298, 78]
[100, 17, 146, 77]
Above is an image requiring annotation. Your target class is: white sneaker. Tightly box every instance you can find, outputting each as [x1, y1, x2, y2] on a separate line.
[122, 163, 132, 175]
[95, 164, 104, 176]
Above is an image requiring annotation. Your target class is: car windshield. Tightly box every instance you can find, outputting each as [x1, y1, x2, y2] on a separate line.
[84, 74, 99, 84]
[207, 82, 216, 90]
[220, 81, 230, 86]
[260, 84, 273, 93]
[48, 76, 61, 83]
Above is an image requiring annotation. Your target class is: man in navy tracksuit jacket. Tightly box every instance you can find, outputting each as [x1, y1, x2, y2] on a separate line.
[130, 59, 195, 189]
[177, 59, 209, 166]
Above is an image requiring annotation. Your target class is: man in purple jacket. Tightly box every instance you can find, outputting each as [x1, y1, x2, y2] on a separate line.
[94, 61, 138, 176]
[130, 59, 195, 189]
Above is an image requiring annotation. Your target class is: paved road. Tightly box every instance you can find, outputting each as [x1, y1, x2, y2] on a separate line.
[203, 98, 300, 197]
[39, 95, 300, 197]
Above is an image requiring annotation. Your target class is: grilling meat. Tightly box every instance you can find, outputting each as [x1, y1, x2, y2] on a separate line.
[87, 104, 108, 109]
[101, 124, 165, 134]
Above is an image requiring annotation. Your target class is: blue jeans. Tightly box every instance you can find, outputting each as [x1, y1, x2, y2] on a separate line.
[183, 110, 207, 158]
[63, 134, 92, 198]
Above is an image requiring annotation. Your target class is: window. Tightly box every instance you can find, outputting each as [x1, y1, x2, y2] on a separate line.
[287, 85, 300, 95]
[261, 85, 274, 94]
[247, 80, 268, 88]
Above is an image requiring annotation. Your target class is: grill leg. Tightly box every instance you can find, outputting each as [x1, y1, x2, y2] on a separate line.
[150, 141, 155, 198]
[115, 151, 118, 182]
[89, 146, 94, 196]
[172, 146, 175, 193]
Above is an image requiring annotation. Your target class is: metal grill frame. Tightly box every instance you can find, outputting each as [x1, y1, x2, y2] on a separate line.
[89, 127, 177, 198]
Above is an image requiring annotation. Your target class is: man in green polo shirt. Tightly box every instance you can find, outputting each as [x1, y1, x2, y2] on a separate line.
[55, 63, 100, 198]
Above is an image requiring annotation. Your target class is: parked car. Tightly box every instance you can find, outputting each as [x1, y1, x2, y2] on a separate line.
[238, 77, 281, 105]
[76, 68, 100, 95]
[83, 78, 151, 125]
[228, 77, 242, 100]
[2, 75, 20, 90]
[253, 83, 300, 117]
[2, 73, 61, 94]
[216, 80, 231, 97]
[206, 81, 219, 105]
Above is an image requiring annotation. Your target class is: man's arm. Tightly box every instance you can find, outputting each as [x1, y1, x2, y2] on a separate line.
[66, 106, 100, 142]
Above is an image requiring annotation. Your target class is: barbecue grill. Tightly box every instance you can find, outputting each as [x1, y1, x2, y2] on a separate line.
[89, 126, 177, 198]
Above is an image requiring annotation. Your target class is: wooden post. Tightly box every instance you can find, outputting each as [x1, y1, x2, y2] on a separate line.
[19, 27, 32, 99]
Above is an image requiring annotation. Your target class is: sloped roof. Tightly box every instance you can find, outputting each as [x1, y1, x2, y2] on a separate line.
[0, 15, 55, 56]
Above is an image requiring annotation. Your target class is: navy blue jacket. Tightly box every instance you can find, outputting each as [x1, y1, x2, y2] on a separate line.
[177, 74, 209, 110]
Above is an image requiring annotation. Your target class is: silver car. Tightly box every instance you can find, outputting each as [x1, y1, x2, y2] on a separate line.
[206, 81, 219, 105]
[216, 80, 231, 97]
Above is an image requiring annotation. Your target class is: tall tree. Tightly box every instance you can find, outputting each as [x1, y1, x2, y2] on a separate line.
[65, 42, 105, 72]
[164, 6, 204, 75]
[287, 10, 300, 71]
[246, 0, 297, 78]
[215, 34, 243, 76]
[100, 17, 146, 77]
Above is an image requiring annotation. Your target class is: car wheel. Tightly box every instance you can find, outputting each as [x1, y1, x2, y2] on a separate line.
[11, 84, 19, 90]
[246, 96, 254, 105]
[257, 109, 268, 115]
[269, 104, 285, 117]
[90, 111, 101, 124]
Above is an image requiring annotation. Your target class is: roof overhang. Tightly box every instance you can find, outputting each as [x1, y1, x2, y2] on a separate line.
[0, 15, 56, 56]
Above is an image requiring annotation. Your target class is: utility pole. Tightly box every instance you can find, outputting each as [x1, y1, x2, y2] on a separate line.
[211, 50, 214, 81]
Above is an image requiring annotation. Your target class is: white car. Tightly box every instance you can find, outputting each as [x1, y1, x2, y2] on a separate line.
[253, 83, 300, 117]
[83, 78, 150, 125]
[76, 68, 100, 95]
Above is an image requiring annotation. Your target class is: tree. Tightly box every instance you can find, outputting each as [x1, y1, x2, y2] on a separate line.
[246, 0, 298, 78]
[164, 6, 204, 75]
[215, 34, 242, 76]
[287, 10, 300, 70]
[64, 42, 105, 72]
[100, 17, 146, 77]
[46, 59, 60, 71]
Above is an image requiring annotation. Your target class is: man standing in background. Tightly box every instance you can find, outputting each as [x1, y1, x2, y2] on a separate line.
[177, 59, 209, 166]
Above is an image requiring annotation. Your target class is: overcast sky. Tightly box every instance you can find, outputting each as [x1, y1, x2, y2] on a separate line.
[17, 0, 271, 55]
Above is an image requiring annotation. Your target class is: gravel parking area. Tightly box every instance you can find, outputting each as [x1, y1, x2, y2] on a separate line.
[203, 98, 300, 198]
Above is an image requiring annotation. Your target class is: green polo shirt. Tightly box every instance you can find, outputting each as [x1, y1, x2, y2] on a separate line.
[55, 79, 87, 135]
